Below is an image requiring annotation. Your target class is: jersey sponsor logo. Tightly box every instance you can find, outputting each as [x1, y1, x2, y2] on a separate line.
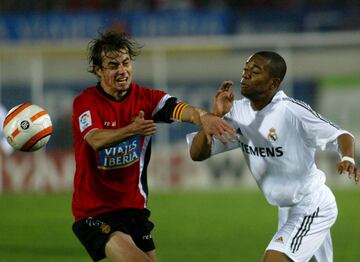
[268, 128, 278, 142]
[97, 136, 140, 169]
[79, 110, 92, 132]
[238, 140, 283, 157]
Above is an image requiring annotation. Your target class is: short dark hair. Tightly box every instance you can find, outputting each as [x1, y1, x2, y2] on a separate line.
[255, 51, 287, 82]
[87, 31, 142, 75]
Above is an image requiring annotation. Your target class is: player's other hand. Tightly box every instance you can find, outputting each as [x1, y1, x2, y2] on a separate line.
[213, 80, 235, 117]
[200, 113, 236, 144]
[131, 110, 157, 136]
[337, 158, 360, 184]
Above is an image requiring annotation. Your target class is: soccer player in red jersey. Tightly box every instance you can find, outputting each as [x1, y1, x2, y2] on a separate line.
[71, 31, 235, 262]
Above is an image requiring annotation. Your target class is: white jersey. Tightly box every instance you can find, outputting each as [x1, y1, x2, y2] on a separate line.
[198, 91, 350, 207]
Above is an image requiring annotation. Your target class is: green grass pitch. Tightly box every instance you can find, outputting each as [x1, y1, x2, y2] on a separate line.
[0, 189, 358, 261]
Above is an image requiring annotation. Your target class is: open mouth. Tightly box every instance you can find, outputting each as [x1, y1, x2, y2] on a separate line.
[240, 83, 249, 89]
[116, 77, 128, 83]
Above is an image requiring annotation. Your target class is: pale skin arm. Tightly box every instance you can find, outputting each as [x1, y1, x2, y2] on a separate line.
[190, 80, 235, 161]
[85, 110, 156, 151]
[337, 133, 360, 184]
[86, 91, 236, 151]
[180, 103, 235, 144]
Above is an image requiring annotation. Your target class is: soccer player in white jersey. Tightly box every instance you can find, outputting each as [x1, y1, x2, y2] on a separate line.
[187, 51, 360, 262]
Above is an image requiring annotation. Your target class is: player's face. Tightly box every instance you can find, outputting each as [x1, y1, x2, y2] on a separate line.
[240, 54, 276, 101]
[96, 50, 133, 99]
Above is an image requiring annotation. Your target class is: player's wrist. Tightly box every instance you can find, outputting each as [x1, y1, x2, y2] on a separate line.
[197, 108, 208, 118]
[341, 156, 355, 165]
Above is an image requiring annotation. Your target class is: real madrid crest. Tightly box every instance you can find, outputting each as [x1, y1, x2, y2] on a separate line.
[268, 128, 278, 142]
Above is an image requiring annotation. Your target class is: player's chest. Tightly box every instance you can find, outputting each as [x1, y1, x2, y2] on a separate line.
[97, 101, 147, 128]
[239, 108, 289, 145]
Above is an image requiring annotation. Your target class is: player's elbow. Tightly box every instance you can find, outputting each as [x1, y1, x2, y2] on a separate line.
[85, 133, 104, 151]
[190, 148, 210, 162]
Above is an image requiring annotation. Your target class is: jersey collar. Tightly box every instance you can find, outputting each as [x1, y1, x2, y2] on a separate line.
[96, 82, 131, 102]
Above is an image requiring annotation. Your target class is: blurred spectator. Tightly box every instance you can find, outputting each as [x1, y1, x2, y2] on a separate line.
[0, 0, 358, 12]
[0, 104, 14, 155]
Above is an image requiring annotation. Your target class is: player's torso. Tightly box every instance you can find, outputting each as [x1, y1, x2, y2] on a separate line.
[231, 97, 319, 206]
[72, 85, 161, 218]
[81, 86, 152, 170]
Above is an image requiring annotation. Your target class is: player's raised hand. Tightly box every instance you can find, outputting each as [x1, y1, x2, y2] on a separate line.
[337, 158, 360, 184]
[200, 113, 236, 144]
[131, 110, 157, 136]
[213, 80, 235, 117]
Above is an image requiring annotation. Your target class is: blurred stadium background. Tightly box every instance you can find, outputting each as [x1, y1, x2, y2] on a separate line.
[0, 0, 359, 261]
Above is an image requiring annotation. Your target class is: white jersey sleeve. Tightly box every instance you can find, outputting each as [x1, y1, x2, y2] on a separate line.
[284, 97, 352, 152]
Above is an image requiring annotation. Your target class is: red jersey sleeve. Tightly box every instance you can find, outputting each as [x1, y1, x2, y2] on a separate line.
[73, 93, 103, 139]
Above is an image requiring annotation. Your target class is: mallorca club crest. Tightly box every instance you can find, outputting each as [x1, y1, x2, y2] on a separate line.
[268, 128, 278, 142]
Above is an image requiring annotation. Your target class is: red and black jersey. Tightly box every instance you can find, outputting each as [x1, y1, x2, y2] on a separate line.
[72, 83, 178, 221]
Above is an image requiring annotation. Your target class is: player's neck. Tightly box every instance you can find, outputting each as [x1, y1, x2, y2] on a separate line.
[251, 92, 276, 111]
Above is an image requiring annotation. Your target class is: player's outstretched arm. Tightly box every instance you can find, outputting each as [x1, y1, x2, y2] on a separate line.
[189, 80, 236, 161]
[189, 129, 212, 161]
[85, 111, 156, 151]
[179, 105, 235, 144]
[336, 133, 360, 184]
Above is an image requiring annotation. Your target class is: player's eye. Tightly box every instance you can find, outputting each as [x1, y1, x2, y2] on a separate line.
[122, 59, 130, 66]
[107, 63, 119, 70]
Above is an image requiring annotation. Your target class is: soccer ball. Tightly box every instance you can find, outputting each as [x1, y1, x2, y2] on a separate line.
[2, 103, 52, 152]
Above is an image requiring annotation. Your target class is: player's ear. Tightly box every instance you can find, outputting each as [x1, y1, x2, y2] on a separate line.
[271, 78, 281, 90]
[94, 65, 102, 77]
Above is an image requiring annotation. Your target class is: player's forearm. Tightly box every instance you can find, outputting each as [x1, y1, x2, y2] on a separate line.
[179, 105, 207, 125]
[337, 133, 355, 158]
[190, 130, 212, 161]
[85, 127, 135, 151]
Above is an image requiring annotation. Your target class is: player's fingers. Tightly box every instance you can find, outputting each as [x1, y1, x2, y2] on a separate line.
[219, 80, 234, 91]
[355, 169, 360, 184]
[214, 127, 227, 144]
[214, 134, 227, 144]
[215, 125, 236, 144]
[339, 161, 350, 175]
[347, 164, 355, 179]
[220, 120, 236, 135]
[229, 92, 235, 101]
[140, 119, 155, 125]
[206, 134, 212, 145]
[138, 110, 145, 119]
[143, 125, 157, 135]
[337, 162, 348, 175]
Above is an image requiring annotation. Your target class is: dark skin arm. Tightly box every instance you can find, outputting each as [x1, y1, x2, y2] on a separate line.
[337, 133, 360, 184]
[190, 81, 235, 161]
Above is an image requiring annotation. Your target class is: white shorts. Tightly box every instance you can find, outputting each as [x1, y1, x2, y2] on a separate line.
[266, 186, 338, 262]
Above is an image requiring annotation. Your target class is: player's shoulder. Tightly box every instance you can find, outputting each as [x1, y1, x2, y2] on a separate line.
[132, 82, 165, 94]
[73, 85, 99, 106]
[225, 99, 246, 118]
[75, 85, 98, 98]
[275, 91, 318, 120]
[279, 94, 313, 112]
